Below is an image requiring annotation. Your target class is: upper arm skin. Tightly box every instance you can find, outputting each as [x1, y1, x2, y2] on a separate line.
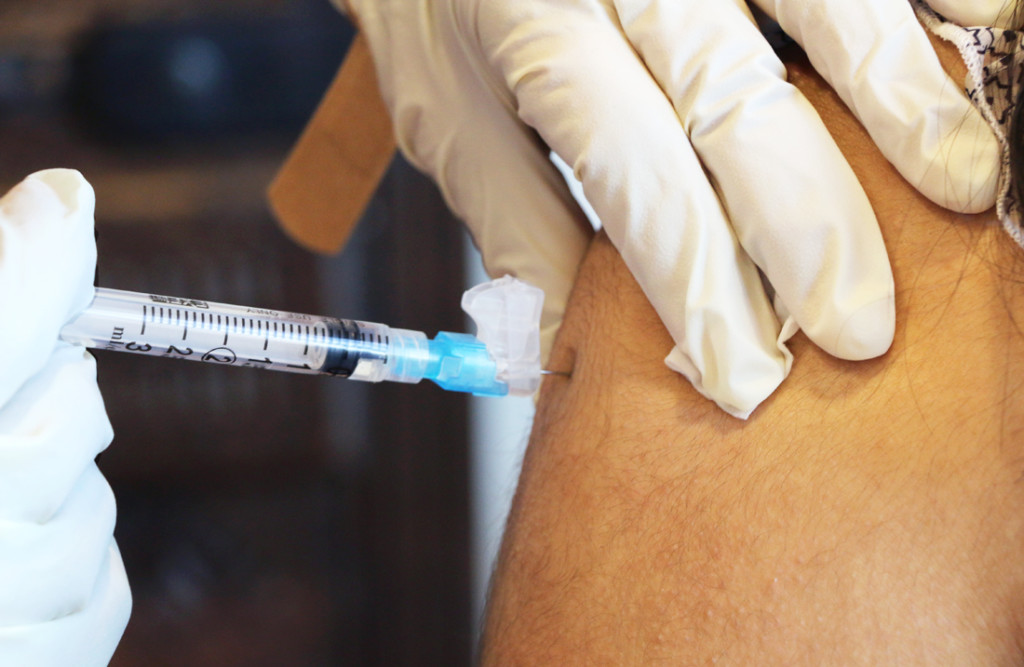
[481, 52, 1024, 664]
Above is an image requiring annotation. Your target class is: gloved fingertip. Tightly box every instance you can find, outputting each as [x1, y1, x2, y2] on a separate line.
[942, 158, 999, 215]
[25, 169, 95, 222]
[664, 346, 785, 421]
[831, 294, 895, 361]
[952, 193, 997, 215]
[919, 112, 1000, 214]
[925, 0, 1021, 29]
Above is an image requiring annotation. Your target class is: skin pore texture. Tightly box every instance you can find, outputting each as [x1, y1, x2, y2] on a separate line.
[481, 46, 1024, 664]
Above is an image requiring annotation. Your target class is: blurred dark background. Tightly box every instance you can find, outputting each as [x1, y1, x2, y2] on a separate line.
[0, 1, 475, 664]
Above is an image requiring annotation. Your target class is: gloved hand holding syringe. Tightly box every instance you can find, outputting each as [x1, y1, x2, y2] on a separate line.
[61, 276, 552, 398]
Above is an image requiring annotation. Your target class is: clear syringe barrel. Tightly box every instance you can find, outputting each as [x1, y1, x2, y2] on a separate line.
[60, 287, 433, 384]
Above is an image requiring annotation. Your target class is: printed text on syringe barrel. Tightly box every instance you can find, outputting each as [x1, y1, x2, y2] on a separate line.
[74, 290, 394, 379]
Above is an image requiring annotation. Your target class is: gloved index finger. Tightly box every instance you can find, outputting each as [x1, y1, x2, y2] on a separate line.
[0, 169, 99, 405]
[475, 0, 792, 416]
[616, 0, 895, 361]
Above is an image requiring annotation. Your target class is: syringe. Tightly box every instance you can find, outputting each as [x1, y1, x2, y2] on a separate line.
[60, 282, 544, 397]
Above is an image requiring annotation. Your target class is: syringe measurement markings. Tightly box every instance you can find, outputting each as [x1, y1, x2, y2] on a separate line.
[141, 305, 147, 335]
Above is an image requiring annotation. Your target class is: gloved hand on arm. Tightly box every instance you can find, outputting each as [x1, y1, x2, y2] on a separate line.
[0, 169, 131, 666]
[332, 0, 999, 418]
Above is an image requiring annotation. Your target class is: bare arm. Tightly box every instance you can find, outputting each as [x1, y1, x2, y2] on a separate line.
[481, 52, 1024, 665]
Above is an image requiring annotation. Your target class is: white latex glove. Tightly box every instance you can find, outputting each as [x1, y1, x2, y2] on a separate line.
[338, 0, 903, 418]
[920, 0, 1020, 29]
[750, 0, 1001, 213]
[0, 169, 131, 666]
